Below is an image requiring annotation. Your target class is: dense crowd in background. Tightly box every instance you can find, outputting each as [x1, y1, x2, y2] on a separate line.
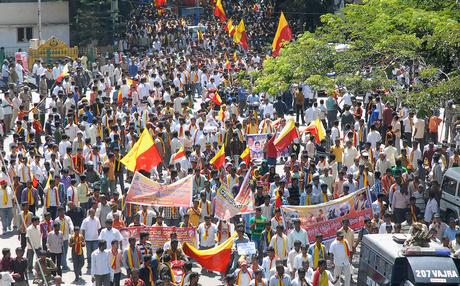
[0, 0, 459, 286]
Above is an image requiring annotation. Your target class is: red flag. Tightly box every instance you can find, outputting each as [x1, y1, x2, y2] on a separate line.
[214, 0, 226, 22]
[272, 12, 293, 57]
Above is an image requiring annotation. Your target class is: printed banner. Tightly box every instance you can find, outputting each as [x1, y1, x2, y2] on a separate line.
[246, 133, 289, 160]
[119, 226, 196, 250]
[282, 188, 372, 242]
[235, 167, 255, 214]
[214, 186, 243, 220]
[126, 172, 193, 208]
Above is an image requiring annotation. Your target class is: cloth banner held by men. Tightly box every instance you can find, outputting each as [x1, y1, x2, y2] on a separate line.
[126, 172, 193, 208]
[282, 188, 372, 241]
[120, 226, 196, 250]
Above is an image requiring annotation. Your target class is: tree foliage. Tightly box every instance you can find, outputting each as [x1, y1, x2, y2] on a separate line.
[254, 0, 460, 116]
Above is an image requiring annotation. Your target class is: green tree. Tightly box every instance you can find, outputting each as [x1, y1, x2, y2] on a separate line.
[254, 0, 460, 116]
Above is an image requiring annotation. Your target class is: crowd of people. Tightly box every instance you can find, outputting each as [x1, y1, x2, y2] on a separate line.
[0, 0, 459, 286]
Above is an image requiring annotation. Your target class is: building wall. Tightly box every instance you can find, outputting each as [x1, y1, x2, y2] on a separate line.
[0, 1, 69, 52]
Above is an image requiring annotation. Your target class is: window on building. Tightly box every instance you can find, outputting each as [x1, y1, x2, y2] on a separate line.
[17, 27, 33, 43]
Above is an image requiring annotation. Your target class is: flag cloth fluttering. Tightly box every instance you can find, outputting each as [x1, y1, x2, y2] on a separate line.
[211, 92, 222, 106]
[240, 146, 250, 166]
[274, 118, 298, 151]
[214, 0, 226, 22]
[305, 119, 326, 143]
[226, 19, 235, 36]
[210, 144, 226, 169]
[120, 129, 163, 172]
[272, 12, 293, 57]
[183, 232, 237, 272]
[233, 19, 249, 50]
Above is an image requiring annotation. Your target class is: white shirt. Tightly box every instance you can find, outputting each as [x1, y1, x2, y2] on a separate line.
[329, 239, 350, 266]
[26, 224, 41, 250]
[413, 118, 425, 139]
[367, 131, 382, 149]
[197, 223, 218, 247]
[54, 216, 74, 240]
[91, 249, 111, 275]
[81, 216, 102, 241]
[98, 227, 123, 249]
[425, 198, 438, 223]
[287, 228, 309, 250]
[269, 234, 290, 258]
[383, 145, 398, 166]
[343, 147, 358, 168]
[262, 256, 276, 280]
[0, 272, 14, 286]
[234, 268, 253, 286]
[288, 249, 301, 273]
[294, 253, 313, 271]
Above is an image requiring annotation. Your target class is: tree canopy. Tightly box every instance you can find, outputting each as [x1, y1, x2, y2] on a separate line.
[254, 0, 460, 116]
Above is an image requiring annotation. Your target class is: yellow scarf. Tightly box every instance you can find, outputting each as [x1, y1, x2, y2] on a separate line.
[322, 193, 328, 203]
[277, 275, 284, 286]
[60, 218, 65, 234]
[111, 249, 118, 269]
[313, 243, 325, 269]
[203, 224, 210, 240]
[319, 271, 329, 286]
[2, 187, 8, 205]
[237, 270, 251, 286]
[147, 265, 155, 286]
[167, 262, 176, 283]
[274, 235, 287, 257]
[127, 246, 140, 268]
[27, 188, 34, 205]
[363, 171, 368, 187]
[306, 194, 311, 205]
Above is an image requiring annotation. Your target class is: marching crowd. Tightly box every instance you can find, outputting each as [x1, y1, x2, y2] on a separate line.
[0, 0, 460, 286]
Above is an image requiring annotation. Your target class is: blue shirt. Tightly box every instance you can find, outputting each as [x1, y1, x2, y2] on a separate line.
[443, 227, 459, 241]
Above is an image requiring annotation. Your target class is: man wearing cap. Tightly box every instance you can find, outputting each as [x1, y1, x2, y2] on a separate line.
[0, 179, 13, 233]
[329, 230, 351, 286]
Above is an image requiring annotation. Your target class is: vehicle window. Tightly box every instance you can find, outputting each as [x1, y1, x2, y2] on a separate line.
[368, 250, 376, 266]
[378, 257, 386, 273]
[442, 176, 457, 196]
[385, 262, 392, 278]
[361, 245, 368, 260]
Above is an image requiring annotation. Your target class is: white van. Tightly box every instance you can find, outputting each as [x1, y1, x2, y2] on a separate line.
[440, 167, 460, 220]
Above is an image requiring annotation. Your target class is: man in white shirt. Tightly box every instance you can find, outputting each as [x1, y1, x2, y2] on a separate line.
[91, 240, 111, 286]
[98, 219, 123, 249]
[329, 230, 351, 286]
[0, 179, 14, 232]
[367, 125, 382, 149]
[26, 216, 42, 273]
[197, 216, 218, 249]
[269, 225, 290, 259]
[343, 141, 358, 168]
[287, 219, 309, 250]
[81, 209, 101, 268]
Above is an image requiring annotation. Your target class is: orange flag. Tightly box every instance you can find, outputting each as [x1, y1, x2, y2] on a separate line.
[240, 146, 250, 166]
[274, 119, 298, 151]
[183, 232, 237, 272]
[120, 129, 163, 172]
[210, 144, 225, 169]
[272, 12, 293, 57]
[214, 0, 226, 22]
[233, 19, 248, 50]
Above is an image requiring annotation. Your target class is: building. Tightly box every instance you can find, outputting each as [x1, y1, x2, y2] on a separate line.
[0, 0, 69, 54]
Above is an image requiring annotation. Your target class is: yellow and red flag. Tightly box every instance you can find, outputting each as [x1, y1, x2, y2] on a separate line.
[233, 19, 248, 50]
[117, 90, 122, 107]
[154, 0, 166, 8]
[211, 92, 222, 106]
[225, 19, 235, 36]
[120, 129, 163, 172]
[233, 51, 238, 62]
[214, 0, 226, 23]
[274, 118, 298, 151]
[272, 12, 293, 57]
[240, 146, 250, 166]
[172, 146, 185, 161]
[304, 119, 326, 143]
[183, 232, 237, 272]
[224, 52, 231, 70]
[210, 144, 226, 170]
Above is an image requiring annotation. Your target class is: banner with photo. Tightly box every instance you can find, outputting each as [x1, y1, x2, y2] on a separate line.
[246, 133, 289, 160]
[281, 188, 372, 242]
[119, 226, 196, 249]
